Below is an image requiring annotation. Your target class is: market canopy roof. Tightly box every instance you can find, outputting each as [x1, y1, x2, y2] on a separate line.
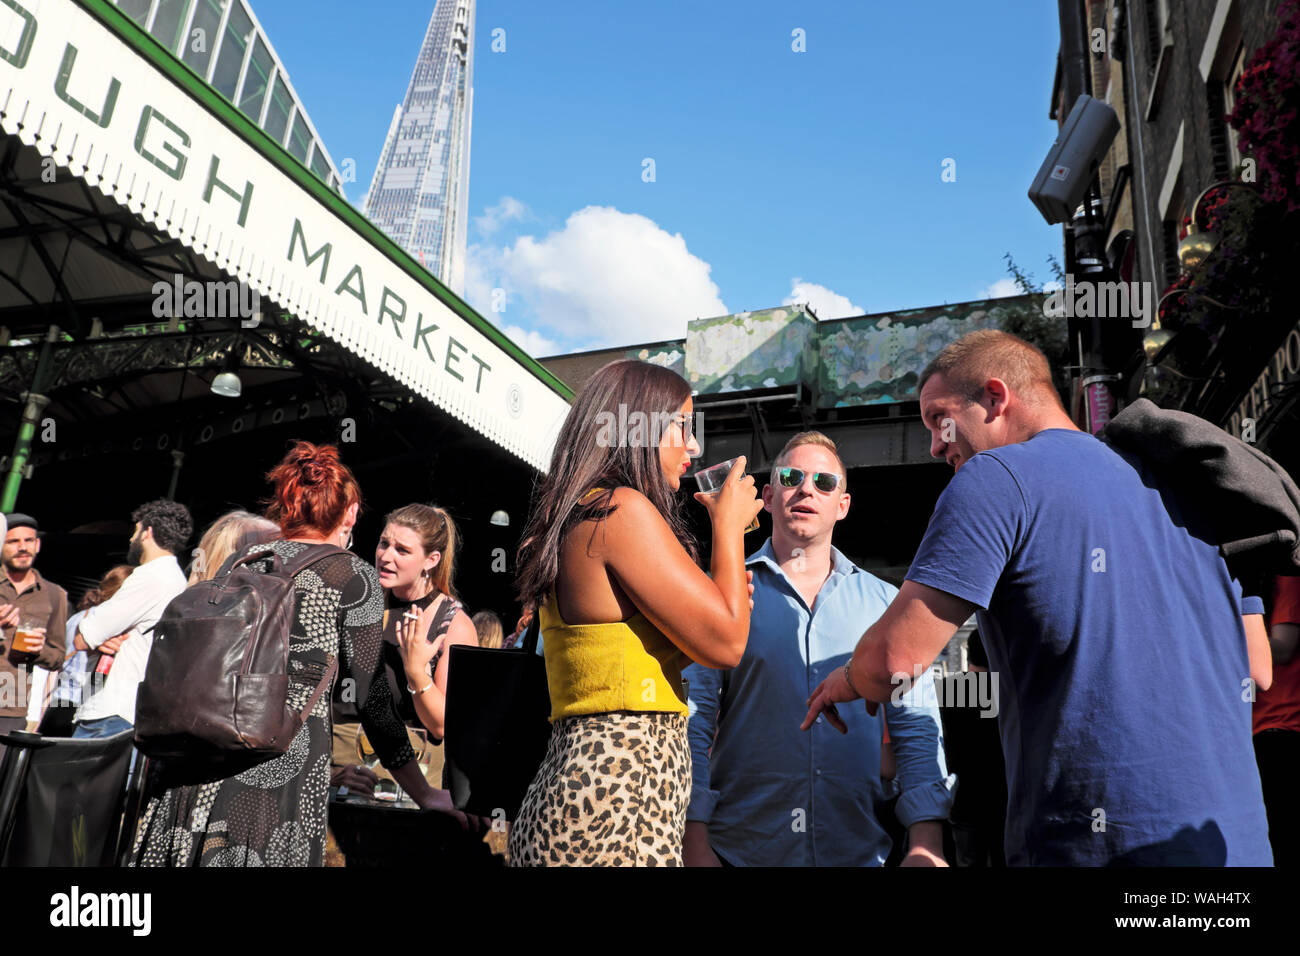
[0, 0, 571, 471]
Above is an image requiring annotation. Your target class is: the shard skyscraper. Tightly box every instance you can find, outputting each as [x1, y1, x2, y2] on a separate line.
[364, 0, 475, 295]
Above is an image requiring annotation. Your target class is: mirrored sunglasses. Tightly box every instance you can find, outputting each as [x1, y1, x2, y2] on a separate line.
[777, 467, 842, 493]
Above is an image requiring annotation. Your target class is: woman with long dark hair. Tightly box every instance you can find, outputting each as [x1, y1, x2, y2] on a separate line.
[131, 442, 465, 866]
[509, 359, 761, 866]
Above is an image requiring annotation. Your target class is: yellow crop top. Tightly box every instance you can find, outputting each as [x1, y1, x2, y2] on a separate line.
[540, 591, 689, 721]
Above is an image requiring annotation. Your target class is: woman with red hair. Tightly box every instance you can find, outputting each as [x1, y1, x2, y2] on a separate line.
[131, 441, 467, 866]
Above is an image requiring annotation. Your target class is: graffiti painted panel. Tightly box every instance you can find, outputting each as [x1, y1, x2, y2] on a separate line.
[817, 297, 1038, 407]
[627, 343, 686, 377]
[685, 307, 818, 395]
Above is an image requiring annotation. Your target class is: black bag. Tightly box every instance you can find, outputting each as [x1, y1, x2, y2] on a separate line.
[0, 729, 135, 866]
[443, 615, 551, 819]
[134, 543, 347, 759]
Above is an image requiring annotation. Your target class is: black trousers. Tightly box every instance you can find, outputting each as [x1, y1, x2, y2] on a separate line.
[1254, 728, 1300, 867]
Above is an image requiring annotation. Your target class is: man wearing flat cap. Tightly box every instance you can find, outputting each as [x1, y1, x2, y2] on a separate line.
[0, 513, 68, 755]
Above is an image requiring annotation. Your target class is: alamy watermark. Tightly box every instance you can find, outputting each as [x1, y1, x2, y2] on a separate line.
[1042, 274, 1153, 328]
[594, 404, 703, 455]
[50, 886, 150, 936]
[0, 666, 108, 710]
[151, 273, 261, 327]
[890, 665, 999, 718]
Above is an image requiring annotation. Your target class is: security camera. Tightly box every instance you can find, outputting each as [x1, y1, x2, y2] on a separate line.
[1028, 94, 1120, 225]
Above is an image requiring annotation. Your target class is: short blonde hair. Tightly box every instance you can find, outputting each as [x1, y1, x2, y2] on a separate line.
[773, 431, 847, 490]
[189, 510, 280, 584]
[919, 329, 1060, 407]
[472, 610, 504, 649]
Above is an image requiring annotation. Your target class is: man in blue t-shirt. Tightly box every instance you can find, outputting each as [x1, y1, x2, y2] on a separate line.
[803, 329, 1273, 865]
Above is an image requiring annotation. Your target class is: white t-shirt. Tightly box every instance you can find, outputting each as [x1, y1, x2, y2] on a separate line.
[75, 556, 187, 725]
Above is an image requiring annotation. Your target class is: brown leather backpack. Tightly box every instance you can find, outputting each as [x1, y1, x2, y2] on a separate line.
[134, 543, 347, 759]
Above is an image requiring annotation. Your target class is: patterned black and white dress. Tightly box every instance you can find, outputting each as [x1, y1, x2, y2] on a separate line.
[130, 540, 415, 867]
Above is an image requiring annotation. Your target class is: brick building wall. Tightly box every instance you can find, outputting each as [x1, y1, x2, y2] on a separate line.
[1111, 0, 1279, 288]
[1051, 1, 1279, 288]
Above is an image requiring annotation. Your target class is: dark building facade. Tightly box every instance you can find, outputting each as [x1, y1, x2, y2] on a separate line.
[1056, 0, 1297, 470]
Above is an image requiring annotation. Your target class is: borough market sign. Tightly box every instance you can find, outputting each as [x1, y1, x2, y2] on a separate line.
[0, 0, 570, 471]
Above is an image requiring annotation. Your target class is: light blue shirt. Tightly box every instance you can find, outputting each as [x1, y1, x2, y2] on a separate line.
[685, 539, 955, 866]
[52, 609, 92, 708]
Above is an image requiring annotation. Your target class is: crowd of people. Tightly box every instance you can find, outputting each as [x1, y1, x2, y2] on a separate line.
[1, 328, 1297, 866]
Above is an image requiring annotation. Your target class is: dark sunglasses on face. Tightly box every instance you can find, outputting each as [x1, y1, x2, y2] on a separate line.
[777, 467, 842, 493]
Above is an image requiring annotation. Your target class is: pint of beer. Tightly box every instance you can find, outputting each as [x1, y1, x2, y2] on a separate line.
[13, 620, 45, 655]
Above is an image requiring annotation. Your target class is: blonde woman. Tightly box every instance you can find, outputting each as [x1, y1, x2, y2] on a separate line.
[384, 504, 478, 740]
[331, 505, 477, 796]
[188, 510, 280, 584]
[471, 610, 504, 649]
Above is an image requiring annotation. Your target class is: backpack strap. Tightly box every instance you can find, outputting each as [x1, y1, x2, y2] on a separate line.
[278, 542, 352, 577]
[225, 541, 350, 578]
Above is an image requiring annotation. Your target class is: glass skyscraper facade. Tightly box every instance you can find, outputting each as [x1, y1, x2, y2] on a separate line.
[362, 0, 474, 295]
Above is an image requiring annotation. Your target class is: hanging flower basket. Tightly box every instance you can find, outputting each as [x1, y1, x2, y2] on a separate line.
[1157, 273, 1193, 329]
[1177, 181, 1262, 272]
[1192, 182, 1241, 232]
[1227, 0, 1300, 214]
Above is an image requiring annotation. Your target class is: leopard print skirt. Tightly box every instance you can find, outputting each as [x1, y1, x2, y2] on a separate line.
[508, 711, 690, 867]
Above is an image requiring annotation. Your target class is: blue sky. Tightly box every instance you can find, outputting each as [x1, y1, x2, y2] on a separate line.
[255, 0, 1065, 355]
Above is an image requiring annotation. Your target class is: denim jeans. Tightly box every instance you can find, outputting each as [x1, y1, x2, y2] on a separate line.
[72, 715, 133, 739]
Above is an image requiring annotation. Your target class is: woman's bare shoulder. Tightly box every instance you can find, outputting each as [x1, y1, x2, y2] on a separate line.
[448, 607, 479, 644]
[604, 486, 663, 524]
[566, 486, 666, 559]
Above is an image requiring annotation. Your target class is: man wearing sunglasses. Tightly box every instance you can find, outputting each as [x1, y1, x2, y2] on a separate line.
[683, 431, 953, 866]
[803, 329, 1273, 866]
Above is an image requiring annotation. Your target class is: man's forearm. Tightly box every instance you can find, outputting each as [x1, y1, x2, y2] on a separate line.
[906, 820, 945, 856]
[847, 622, 896, 702]
[684, 664, 723, 821]
[683, 820, 722, 867]
[848, 583, 973, 703]
[887, 691, 957, 833]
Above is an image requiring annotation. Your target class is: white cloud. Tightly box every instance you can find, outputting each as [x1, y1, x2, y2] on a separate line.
[782, 278, 863, 319]
[464, 242, 500, 318]
[473, 196, 530, 238]
[503, 324, 562, 358]
[977, 277, 1021, 299]
[469, 205, 727, 349]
